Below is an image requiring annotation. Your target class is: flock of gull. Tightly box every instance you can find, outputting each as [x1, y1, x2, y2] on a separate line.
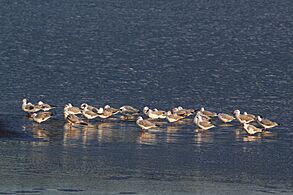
[22, 99, 279, 135]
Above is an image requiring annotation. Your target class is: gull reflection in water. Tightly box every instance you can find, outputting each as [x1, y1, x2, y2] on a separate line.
[219, 123, 235, 127]
[243, 130, 276, 142]
[167, 125, 180, 133]
[261, 130, 276, 138]
[97, 122, 114, 143]
[81, 124, 99, 146]
[177, 118, 193, 125]
[242, 135, 262, 142]
[138, 131, 157, 145]
[63, 123, 82, 147]
[235, 128, 247, 141]
[30, 125, 50, 146]
[32, 125, 49, 140]
[235, 127, 264, 142]
[166, 125, 180, 143]
[194, 129, 214, 146]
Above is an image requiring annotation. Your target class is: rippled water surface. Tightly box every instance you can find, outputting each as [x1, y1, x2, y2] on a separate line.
[0, 0, 292, 194]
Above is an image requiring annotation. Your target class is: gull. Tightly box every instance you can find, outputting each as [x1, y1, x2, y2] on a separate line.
[120, 105, 140, 115]
[22, 99, 41, 113]
[143, 107, 156, 119]
[143, 107, 166, 119]
[179, 106, 195, 115]
[257, 116, 279, 130]
[65, 112, 88, 128]
[31, 111, 54, 124]
[82, 105, 99, 122]
[218, 113, 235, 123]
[200, 107, 217, 117]
[166, 111, 184, 123]
[194, 115, 215, 130]
[64, 103, 82, 115]
[136, 116, 157, 131]
[195, 111, 211, 121]
[96, 108, 114, 119]
[243, 112, 256, 119]
[37, 101, 56, 111]
[104, 105, 120, 115]
[80, 103, 99, 113]
[243, 123, 262, 135]
[173, 106, 195, 117]
[233, 110, 254, 124]
[172, 107, 179, 113]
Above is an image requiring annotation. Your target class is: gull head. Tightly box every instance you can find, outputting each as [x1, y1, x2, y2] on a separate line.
[80, 103, 88, 110]
[64, 110, 70, 118]
[257, 116, 262, 121]
[197, 115, 203, 122]
[194, 116, 199, 124]
[64, 104, 70, 110]
[196, 111, 203, 117]
[98, 108, 104, 114]
[120, 106, 127, 112]
[172, 108, 178, 113]
[143, 107, 149, 114]
[38, 101, 44, 105]
[233, 109, 240, 115]
[31, 113, 37, 117]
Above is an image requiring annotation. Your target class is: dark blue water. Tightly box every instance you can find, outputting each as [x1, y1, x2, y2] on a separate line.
[0, 0, 292, 194]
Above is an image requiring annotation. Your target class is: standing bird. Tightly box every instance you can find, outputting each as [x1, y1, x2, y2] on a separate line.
[243, 123, 262, 135]
[194, 114, 215, 130]
[257, 116, 279, 130]
[233, 110, 255, 124]
[218, 113, 235, 123]
[38, 101, 56, 111]
[31, 112, 54, 124]
[136, 116, 157, 131]
[22, 99, 41, 114]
